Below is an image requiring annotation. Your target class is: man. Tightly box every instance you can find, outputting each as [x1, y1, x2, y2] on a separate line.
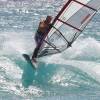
[32, 16, 52, 62]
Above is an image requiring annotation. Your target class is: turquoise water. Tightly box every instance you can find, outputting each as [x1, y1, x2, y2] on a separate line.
[0, 0, 100, 100]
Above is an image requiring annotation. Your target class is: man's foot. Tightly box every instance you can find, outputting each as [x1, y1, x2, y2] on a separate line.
[32, 58, 37, 63]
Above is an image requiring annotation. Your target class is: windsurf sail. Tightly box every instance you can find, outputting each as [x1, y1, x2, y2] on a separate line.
[37, 0, 100, 58]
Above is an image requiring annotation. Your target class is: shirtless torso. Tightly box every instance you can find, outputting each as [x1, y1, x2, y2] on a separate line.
[32, 16, 52, 60]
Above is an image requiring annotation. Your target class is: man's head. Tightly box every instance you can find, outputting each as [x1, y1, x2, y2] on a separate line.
[45, 16, 52, 23]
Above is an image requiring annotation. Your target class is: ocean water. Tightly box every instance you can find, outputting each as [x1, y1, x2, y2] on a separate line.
[0, 0, 100, 100]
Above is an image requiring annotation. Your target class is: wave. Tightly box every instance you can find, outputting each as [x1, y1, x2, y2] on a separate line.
[0, 31, 100, 98]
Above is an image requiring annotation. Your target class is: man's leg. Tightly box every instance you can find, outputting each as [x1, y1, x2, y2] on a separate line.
[32, 34, 44, 60]
[32, 33, 41, 59]
[32, 45, 40, 59]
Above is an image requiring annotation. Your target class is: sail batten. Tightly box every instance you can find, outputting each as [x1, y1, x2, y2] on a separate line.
[37, 0, 100, 58]
[57, 19, 82, 32]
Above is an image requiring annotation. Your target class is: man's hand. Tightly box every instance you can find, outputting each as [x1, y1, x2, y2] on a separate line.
[49, 23, 53, 28]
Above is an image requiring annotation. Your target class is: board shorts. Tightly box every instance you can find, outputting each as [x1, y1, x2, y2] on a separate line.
[35, 30, 44, 45]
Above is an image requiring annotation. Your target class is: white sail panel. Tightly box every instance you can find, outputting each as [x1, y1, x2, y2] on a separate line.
[78, 0, 100, 10]
[60, 2, 82, 21]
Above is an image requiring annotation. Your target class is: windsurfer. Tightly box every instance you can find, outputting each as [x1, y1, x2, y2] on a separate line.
[32, 16, 52, 62]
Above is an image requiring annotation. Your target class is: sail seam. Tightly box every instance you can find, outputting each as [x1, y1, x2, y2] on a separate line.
[57, 19, 82, 32]
[52, 0, 72, 24]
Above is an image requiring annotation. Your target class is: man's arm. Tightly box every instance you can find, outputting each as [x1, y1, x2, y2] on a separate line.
[39, 20, 45, 28]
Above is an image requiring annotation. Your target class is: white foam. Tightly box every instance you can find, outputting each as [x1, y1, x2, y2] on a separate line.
[0, 56, 22, 80]
[0, 56, 24, 96]
[41, 57, 100, 82]
[61, 37, 100, 60]
[0, 31, 35, 55]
